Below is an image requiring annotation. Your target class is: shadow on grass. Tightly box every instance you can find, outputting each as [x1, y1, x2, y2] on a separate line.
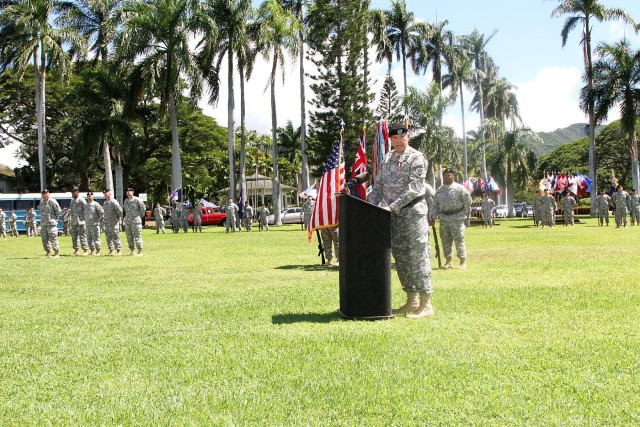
[272, 311, 342, 324]
[275, 264, 336, 271]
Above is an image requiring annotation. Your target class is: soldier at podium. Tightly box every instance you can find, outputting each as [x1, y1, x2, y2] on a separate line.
[368, 122, 434, 319]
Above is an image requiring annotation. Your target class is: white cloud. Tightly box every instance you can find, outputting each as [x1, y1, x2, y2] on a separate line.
[0, 143, 23, 169]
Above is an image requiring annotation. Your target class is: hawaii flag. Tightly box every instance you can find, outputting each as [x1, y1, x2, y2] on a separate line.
[308, 140, 345, 242]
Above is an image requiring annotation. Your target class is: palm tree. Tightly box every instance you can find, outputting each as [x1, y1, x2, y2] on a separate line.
[589, 39, 640, 191]
[200, 0, 252, 202]
[413, 20, 454, 92]
[114, 0, 210, 204]
[255, 0, 299, 225]
[0, 0, 84, 190]
[552, 0, 635, 215]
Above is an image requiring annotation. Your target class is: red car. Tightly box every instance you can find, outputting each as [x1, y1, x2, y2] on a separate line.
[188, 207, 227, 226]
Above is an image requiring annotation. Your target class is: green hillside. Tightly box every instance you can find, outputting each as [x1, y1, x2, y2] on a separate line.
[527, 123, 604, 156]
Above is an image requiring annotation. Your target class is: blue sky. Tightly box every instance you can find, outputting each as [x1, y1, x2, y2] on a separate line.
[1, 0, 639, 168]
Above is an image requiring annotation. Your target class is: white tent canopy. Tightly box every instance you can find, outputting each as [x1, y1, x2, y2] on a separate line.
[220, 174, 296, 207]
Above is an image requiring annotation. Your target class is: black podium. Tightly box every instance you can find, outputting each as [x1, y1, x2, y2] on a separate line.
[336, 193, 393, 320]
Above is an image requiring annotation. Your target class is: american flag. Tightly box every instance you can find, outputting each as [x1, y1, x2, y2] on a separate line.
[308, 140, 345, 241]
[351, 126, 368, 200]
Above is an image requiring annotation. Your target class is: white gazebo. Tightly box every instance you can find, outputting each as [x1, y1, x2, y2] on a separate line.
[220, 174, 296, 208]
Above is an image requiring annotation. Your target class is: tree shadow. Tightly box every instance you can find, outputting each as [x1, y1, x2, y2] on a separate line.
[272, 311, 342, 324]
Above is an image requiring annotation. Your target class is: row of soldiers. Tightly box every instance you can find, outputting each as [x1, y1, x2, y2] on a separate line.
[223, 199, 270, 233]
[152, 204, 200, 234]
[0, 208, 27, 238]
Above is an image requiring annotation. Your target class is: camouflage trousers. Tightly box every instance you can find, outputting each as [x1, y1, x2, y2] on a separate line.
[194, 219, 202, 232]
[104, 223, 121, 251]
[226, 216, 237, 233]
[615, 209, 628, 227]
[125, 222, 143, 250]
[155, 219, 165, 234]
[182, 220, 188, 233]
[440, 219, 467, 260]
[534, 210, 542, 226]
[41, 224, 59, 253]
[631, 207, 640, 225]
[26, 222, 36, 237]
[563, 210, 574, 226]
[391, 215, 432, 295]
[482, 210, 493, 227]
[63, 222, 70, 236]
[542, 209, 555, 227]
[86, 224, 101, 251]
[320, 226, 339, 262]
[10, 224, 18, 237]
[71, 224, 88, 251]
[0, 223, 5, 238]
[598, 210, 609, 226]
[259, 218, 269, 231]
[242, 217, 251, 231]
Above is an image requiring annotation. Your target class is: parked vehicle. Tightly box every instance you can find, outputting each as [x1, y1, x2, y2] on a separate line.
[523, 205, 534, 217]
[188, 207, 227, 226]
[514, 202, 526, 217]
[267, 207, 303, 225]
[494, 205, 508, 218]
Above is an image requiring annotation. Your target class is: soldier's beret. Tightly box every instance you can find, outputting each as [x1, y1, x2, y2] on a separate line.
[126, 187, 134, 192]
[87, 191, 94, 196]
[41, 189, 49, 193]
[104, 188, 111, 193]
[389, 122, 408, 136]
[72, 187, 79, 192]
[544, 188, 550, 192]
[443, 167, 457, 175]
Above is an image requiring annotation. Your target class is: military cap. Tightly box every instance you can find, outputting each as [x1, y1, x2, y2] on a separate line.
[126, 187, 134, 192]
[41, 189, 49, 194]
[87, 190, 94, 196]
[442, 167, 457, 175]
[388, 122, 408, 136]
[104, 188, 111, 193]
[544, 188, 550, 192]
[72, 187, 79, 192]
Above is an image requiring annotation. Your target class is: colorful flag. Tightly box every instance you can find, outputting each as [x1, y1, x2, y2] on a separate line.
[169, 188, 182, 202]
[487, 176, 501, 195]
[308, 139, 345, 242]
[199, 198, 216, 208]
[351, 126, 368, 200]
[300, 181, 318, 200]
[238, 185, 245, 219]
[372, 120, 388, 185]
[462, 179, 473, 194]
[567, 174, 577, 195]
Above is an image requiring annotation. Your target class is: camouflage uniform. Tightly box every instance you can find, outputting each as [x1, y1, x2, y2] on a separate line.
[0, 210, 5, 238]
[24, 209, 37, 237]
[541, 193, 556, 228]
[154, 206, 166, 234]
[434, 181, 472, 262]
[69, 196, 88, 252]
[629, 193, 640, 225]
[561, 194, 576, 226]
[193, 207, 203, 233]
[596, 193, 611, 226]
[8, 212, 18, 238]
[170, 208, 180, 233]
[612, 189, 630, 228]
[369, 146, 432, 294]
[258, 206, 270, 231]
[533, 194, 544, 227]
[39, 197, 61, 254]
[225, 202, 239, 233]
[302, 200, 314, 230]
[85, 200, 104, 252]
[181, 207, 189, 233]
[319, 226, 339, 264]
[62, 209, 70, 236]
[103, 198, 123, 252]
[243, 205, 254, 232]
[123, 196, 146, 251]
[481, 196, 496, 228]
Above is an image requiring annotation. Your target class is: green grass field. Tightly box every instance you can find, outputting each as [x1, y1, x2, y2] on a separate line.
[1, 217, 639, 426]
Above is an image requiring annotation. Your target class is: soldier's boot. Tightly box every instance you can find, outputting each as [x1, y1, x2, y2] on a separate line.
[407, 293, 434, 319]
[392, 291, 419, 315]
[72, 249, 79, 256]
[95, 249, 101, 257]
[129, 250, 136, 256]
[116, 250, 122, 256]
[459, 258, 467, 270]
[107, 249, 113, 256]
[45, 251, 52, 258]
[443, 257, 453, 269]
[81, 250, 89, 257]
[89, 249, 94, 256]
[52, 250, 60, 259]
[136, 248, 143, 257]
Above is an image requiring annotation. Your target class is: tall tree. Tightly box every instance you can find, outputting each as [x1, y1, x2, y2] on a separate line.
[589, 39, 640, 191]
[114, 0, 210, 204]
[376, 70, 402, 121]
[552, 0, 635, 215]
[256, 0, 299, 225]
[0, 0, 84, 190]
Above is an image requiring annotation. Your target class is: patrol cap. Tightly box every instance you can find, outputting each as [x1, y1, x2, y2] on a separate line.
[443, 167, 457, 175]
[389, 122, 408, 136]
[41, 189, 49, 194]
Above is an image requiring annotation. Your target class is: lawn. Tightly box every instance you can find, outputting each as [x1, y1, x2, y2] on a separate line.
[1, 217, 639, 426]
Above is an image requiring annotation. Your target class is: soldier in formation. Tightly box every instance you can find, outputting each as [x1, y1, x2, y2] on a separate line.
[102, 188, 123, 256]
[193, 205, 203, 233]
[154, 203, 166, 234]
[8, 210, 18, 238]
[434, 167, 472, 270]
[596, 189, 611, 226]
[243, 201, 253, 232]
[302, 197, 314, 231]
[612, 185, 630, 228]
[69, 188, 89, 256]
[540, 188, 556, 228]
[629, 189, 640, 226]
[62, 207, 70, 236]
[170, 206, 180, 233]
[225, 198, 239, 233]
[181, 207, 189, 233]
[85, 191, 104, 256]
[123, 187, 146, 256]
[0, 208, 5, 239]
[369, 122, 433, 319]
[533, 191, 544, 227]
[38, 189, 61, 258]
[561, 191, 576, 226]
[24, 207, 37, 238]
[258, 204, 270, 231]
[481, 193, 495, 228]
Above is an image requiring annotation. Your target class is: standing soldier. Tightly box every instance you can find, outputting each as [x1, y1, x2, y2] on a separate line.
[434, 167, 472, 270]
[243, 201, 254, 232]
[596, 189, 612, 226]
[533, 190, 544, 227]
[69, 188, 88, 256]
[8, 210, 18, 238]
[24, 207, 37, 238]
[38, 189, 61, 258]
[481, 193, 496, 229]
[102, 188, 123, 256]
[0, 208, 6, 239]
[62, 207, 70, 236]
[225, 198, 239, 233]
[85, 191, 104, 256]
[320, 226, 339, 267]
[629, 189, 640, 226]
[541, 188, 557, 228]
[154, 203, 166, 234]
[193, 205, 203, 233]
[170, 206, 180, 233]
[302, 197, 315, 231]
[181, 205, 189, 233]
[258, 203, 270, 231]
[561, 191, 577, 226]
[612, 185, 630, 228]
[123, 187, 146, 256]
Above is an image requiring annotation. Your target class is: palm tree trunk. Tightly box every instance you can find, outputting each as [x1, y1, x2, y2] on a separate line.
[299, 28, 309, 192]
[227, 50, 236, 200]
[34, 44, 47, 191]
[115, 151, 124, 204]
[103, 137, 114, 192]
[630, 130, 639, 192]
[585, 18, 597, 217]
[271, 54, 281, 226]
[239, 64, 247, 213]
[459, 82, 468, 181]
[168, 91, 183, 205]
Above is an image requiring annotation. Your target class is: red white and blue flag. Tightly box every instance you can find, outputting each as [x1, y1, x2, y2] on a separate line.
[351, 126, 368, 200]
[169, 187, 182, 202]
[308, 139, 345, 242]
